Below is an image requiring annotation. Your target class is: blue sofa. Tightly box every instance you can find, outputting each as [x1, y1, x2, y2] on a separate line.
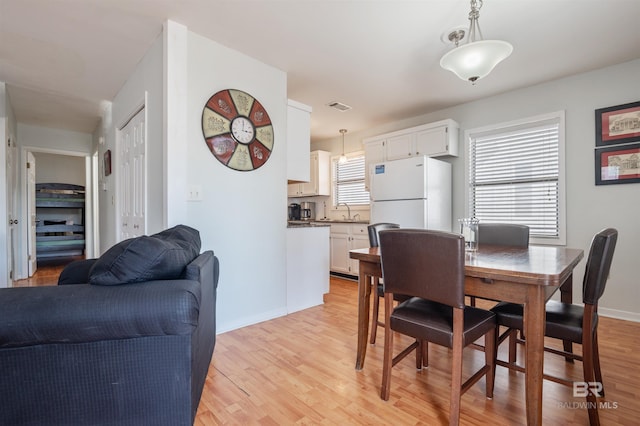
[0, 225, 219, 426]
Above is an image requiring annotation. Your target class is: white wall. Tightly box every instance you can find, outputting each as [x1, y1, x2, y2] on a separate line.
[313, 59, 640, 321]
[100, 36, 164, 252]
[182, 30, 289, 333]
[33, 152, 85, 185]
[17, 124, 92, 154]
[103, 22, 289, 333]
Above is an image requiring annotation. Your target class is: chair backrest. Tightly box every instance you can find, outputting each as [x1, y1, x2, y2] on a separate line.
[583, 228, 618, 305]
[379, 229, 465, 309]
[367, 222, 399, 247]
[478, 223, 529, 247]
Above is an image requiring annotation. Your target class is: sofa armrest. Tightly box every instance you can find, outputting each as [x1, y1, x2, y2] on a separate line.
[58, 259, 98, 285]
[0, 279, 201, 349]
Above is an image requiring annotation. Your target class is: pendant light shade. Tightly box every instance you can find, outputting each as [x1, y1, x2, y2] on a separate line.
[440, 39, 513, 83]
[440, 0, 512, 84]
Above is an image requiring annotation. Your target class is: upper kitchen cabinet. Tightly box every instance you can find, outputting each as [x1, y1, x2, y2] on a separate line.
[363, 119, 459, 189]
[288, 150, 331, 197]
[287, 99, 313, 182]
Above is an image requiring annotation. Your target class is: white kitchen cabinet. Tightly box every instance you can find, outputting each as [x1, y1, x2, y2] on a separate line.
[286, 225, 330, 313]
[363, 119, 459, 190]
[288, 150, 331, 197]
[385, 133, 415, 161]
[286, 99, 312, 182]
[330, 223, 369, 276]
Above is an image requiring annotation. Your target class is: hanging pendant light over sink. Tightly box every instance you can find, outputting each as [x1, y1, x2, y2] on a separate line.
[339, 129, 348, 164]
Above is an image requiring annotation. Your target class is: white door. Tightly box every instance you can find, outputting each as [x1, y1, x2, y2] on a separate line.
[118, 107, 146, 240]
[6, 138, 17, 285]
[26, 152, 37, 276]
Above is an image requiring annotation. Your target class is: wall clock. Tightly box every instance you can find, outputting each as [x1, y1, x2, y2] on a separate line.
[201, 89, 274, 171]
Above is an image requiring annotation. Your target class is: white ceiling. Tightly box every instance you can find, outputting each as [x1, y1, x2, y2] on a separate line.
[1, 0, 640, 143]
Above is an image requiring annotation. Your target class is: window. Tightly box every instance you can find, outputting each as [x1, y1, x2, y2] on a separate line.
[466, 112, 565, 244]
[332, 154, 369, 207]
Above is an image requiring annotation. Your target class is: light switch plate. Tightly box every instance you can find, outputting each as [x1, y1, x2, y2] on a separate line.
[187, 185, 203, 201]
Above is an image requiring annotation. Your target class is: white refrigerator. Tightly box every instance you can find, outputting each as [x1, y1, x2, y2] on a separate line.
[369, 155, 451, 231]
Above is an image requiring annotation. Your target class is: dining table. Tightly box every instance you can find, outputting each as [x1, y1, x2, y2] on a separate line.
[349, 243, 584, 426]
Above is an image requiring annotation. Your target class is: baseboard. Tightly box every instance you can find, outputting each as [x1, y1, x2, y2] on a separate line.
[599, 307, 640, 323]
[216, 307, 288, 334]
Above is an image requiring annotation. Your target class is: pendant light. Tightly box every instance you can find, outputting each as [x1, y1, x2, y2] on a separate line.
[440, 0, 512, 84]
[339, 129, 348, 164]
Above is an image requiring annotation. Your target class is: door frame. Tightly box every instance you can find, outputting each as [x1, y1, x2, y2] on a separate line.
[17, 146, 96, 280]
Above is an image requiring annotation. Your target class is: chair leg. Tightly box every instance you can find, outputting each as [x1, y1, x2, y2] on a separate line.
[449, 309, 464, 426]
[508, 329, 518, 364]
[422, 339, 429, 368]
[380, 294, 394, 401]
[370, 279, 380, 344]
[582, 306, 600, 426]
[485, 326, 495, 399]
[593, 329, 604, 397]
[469, 296, 476, 307]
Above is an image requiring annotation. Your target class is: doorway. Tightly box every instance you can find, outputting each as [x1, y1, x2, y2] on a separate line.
[19, 147, 95, 281]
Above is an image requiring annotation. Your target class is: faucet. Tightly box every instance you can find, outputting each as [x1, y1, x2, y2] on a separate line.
[339, 202, 351, 221]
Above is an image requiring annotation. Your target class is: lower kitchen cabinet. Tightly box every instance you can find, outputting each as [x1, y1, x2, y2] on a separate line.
[329, 223, 369, 276]
[286, 225, 330, 313]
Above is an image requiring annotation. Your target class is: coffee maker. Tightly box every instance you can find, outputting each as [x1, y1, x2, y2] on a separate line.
[300, 202, 315, 221]
[288, 203, 301, 220]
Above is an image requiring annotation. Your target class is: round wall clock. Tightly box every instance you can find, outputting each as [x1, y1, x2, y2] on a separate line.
[201, 89, 274, 171]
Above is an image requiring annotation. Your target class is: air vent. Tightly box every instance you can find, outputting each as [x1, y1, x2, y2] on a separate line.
[327, 101, 352, 112]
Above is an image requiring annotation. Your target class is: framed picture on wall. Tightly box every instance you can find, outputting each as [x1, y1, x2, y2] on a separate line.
[595, 142, 640, 185]
[104, 150, 112, 176]
[595, 100, 640, 146]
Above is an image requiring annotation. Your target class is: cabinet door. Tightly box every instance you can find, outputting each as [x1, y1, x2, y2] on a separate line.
[415, 126, 448, 157]
[330, 233, 350, 274]
[287, 183, 300, 197]
[385, 133, 414, 161]
[364, 139, 385, 191]
[286, 101, 311, 182]
[299, 152, 318, 196]
[349, 234, 370, 276]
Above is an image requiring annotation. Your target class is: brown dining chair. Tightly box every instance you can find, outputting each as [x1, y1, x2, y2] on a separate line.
[379, 229, 495, 426]
[469, 223, 530, 307]
[491, 228, 618, 426]
[367, 222, 399, 344]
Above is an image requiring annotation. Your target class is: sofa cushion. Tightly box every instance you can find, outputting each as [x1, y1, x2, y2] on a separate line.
[89, 225, 201, 286]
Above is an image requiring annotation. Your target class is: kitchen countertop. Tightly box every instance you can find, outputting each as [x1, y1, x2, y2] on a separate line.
[287, 221, 331, 228]
[287, 219, 370, 228]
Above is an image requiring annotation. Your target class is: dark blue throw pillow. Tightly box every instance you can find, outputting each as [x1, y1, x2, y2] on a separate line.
[89, 225, 201, 286]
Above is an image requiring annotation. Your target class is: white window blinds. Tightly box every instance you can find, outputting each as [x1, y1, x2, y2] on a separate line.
[469, 115, 563, 240]
[332, 155, 369, 206]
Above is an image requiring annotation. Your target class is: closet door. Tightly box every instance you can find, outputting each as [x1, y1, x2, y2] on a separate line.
[119, 107, 146, 240]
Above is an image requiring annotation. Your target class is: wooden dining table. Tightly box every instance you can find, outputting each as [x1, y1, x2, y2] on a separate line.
[349, 244, 584, 426]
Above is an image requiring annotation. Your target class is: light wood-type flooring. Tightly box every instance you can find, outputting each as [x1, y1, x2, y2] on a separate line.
[15, 268, 640, 425]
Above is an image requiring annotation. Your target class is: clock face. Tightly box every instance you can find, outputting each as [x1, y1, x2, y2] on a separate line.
[201, 89, 274, 171]
[231, 116, 255, 144]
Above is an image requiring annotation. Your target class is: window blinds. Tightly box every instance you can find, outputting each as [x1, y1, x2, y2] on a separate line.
[333, 155, 369, 206]
[469, 120, 560, 239]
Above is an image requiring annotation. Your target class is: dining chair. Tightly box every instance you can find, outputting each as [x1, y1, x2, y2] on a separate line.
[491, 228, 618, 426]
[379, 229, 495, 426]
[469, 223, 530, 307]
[367, 222, 400, 344]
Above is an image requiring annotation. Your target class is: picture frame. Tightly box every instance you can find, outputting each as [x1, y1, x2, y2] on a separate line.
[595, 100, 640, 146]
[595, 142, 640, 185]
[104, 149, 112, 176]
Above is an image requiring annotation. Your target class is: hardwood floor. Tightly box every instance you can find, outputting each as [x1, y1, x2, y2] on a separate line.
[13, 270, 639, 424]
[196, 276, 640, 425]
